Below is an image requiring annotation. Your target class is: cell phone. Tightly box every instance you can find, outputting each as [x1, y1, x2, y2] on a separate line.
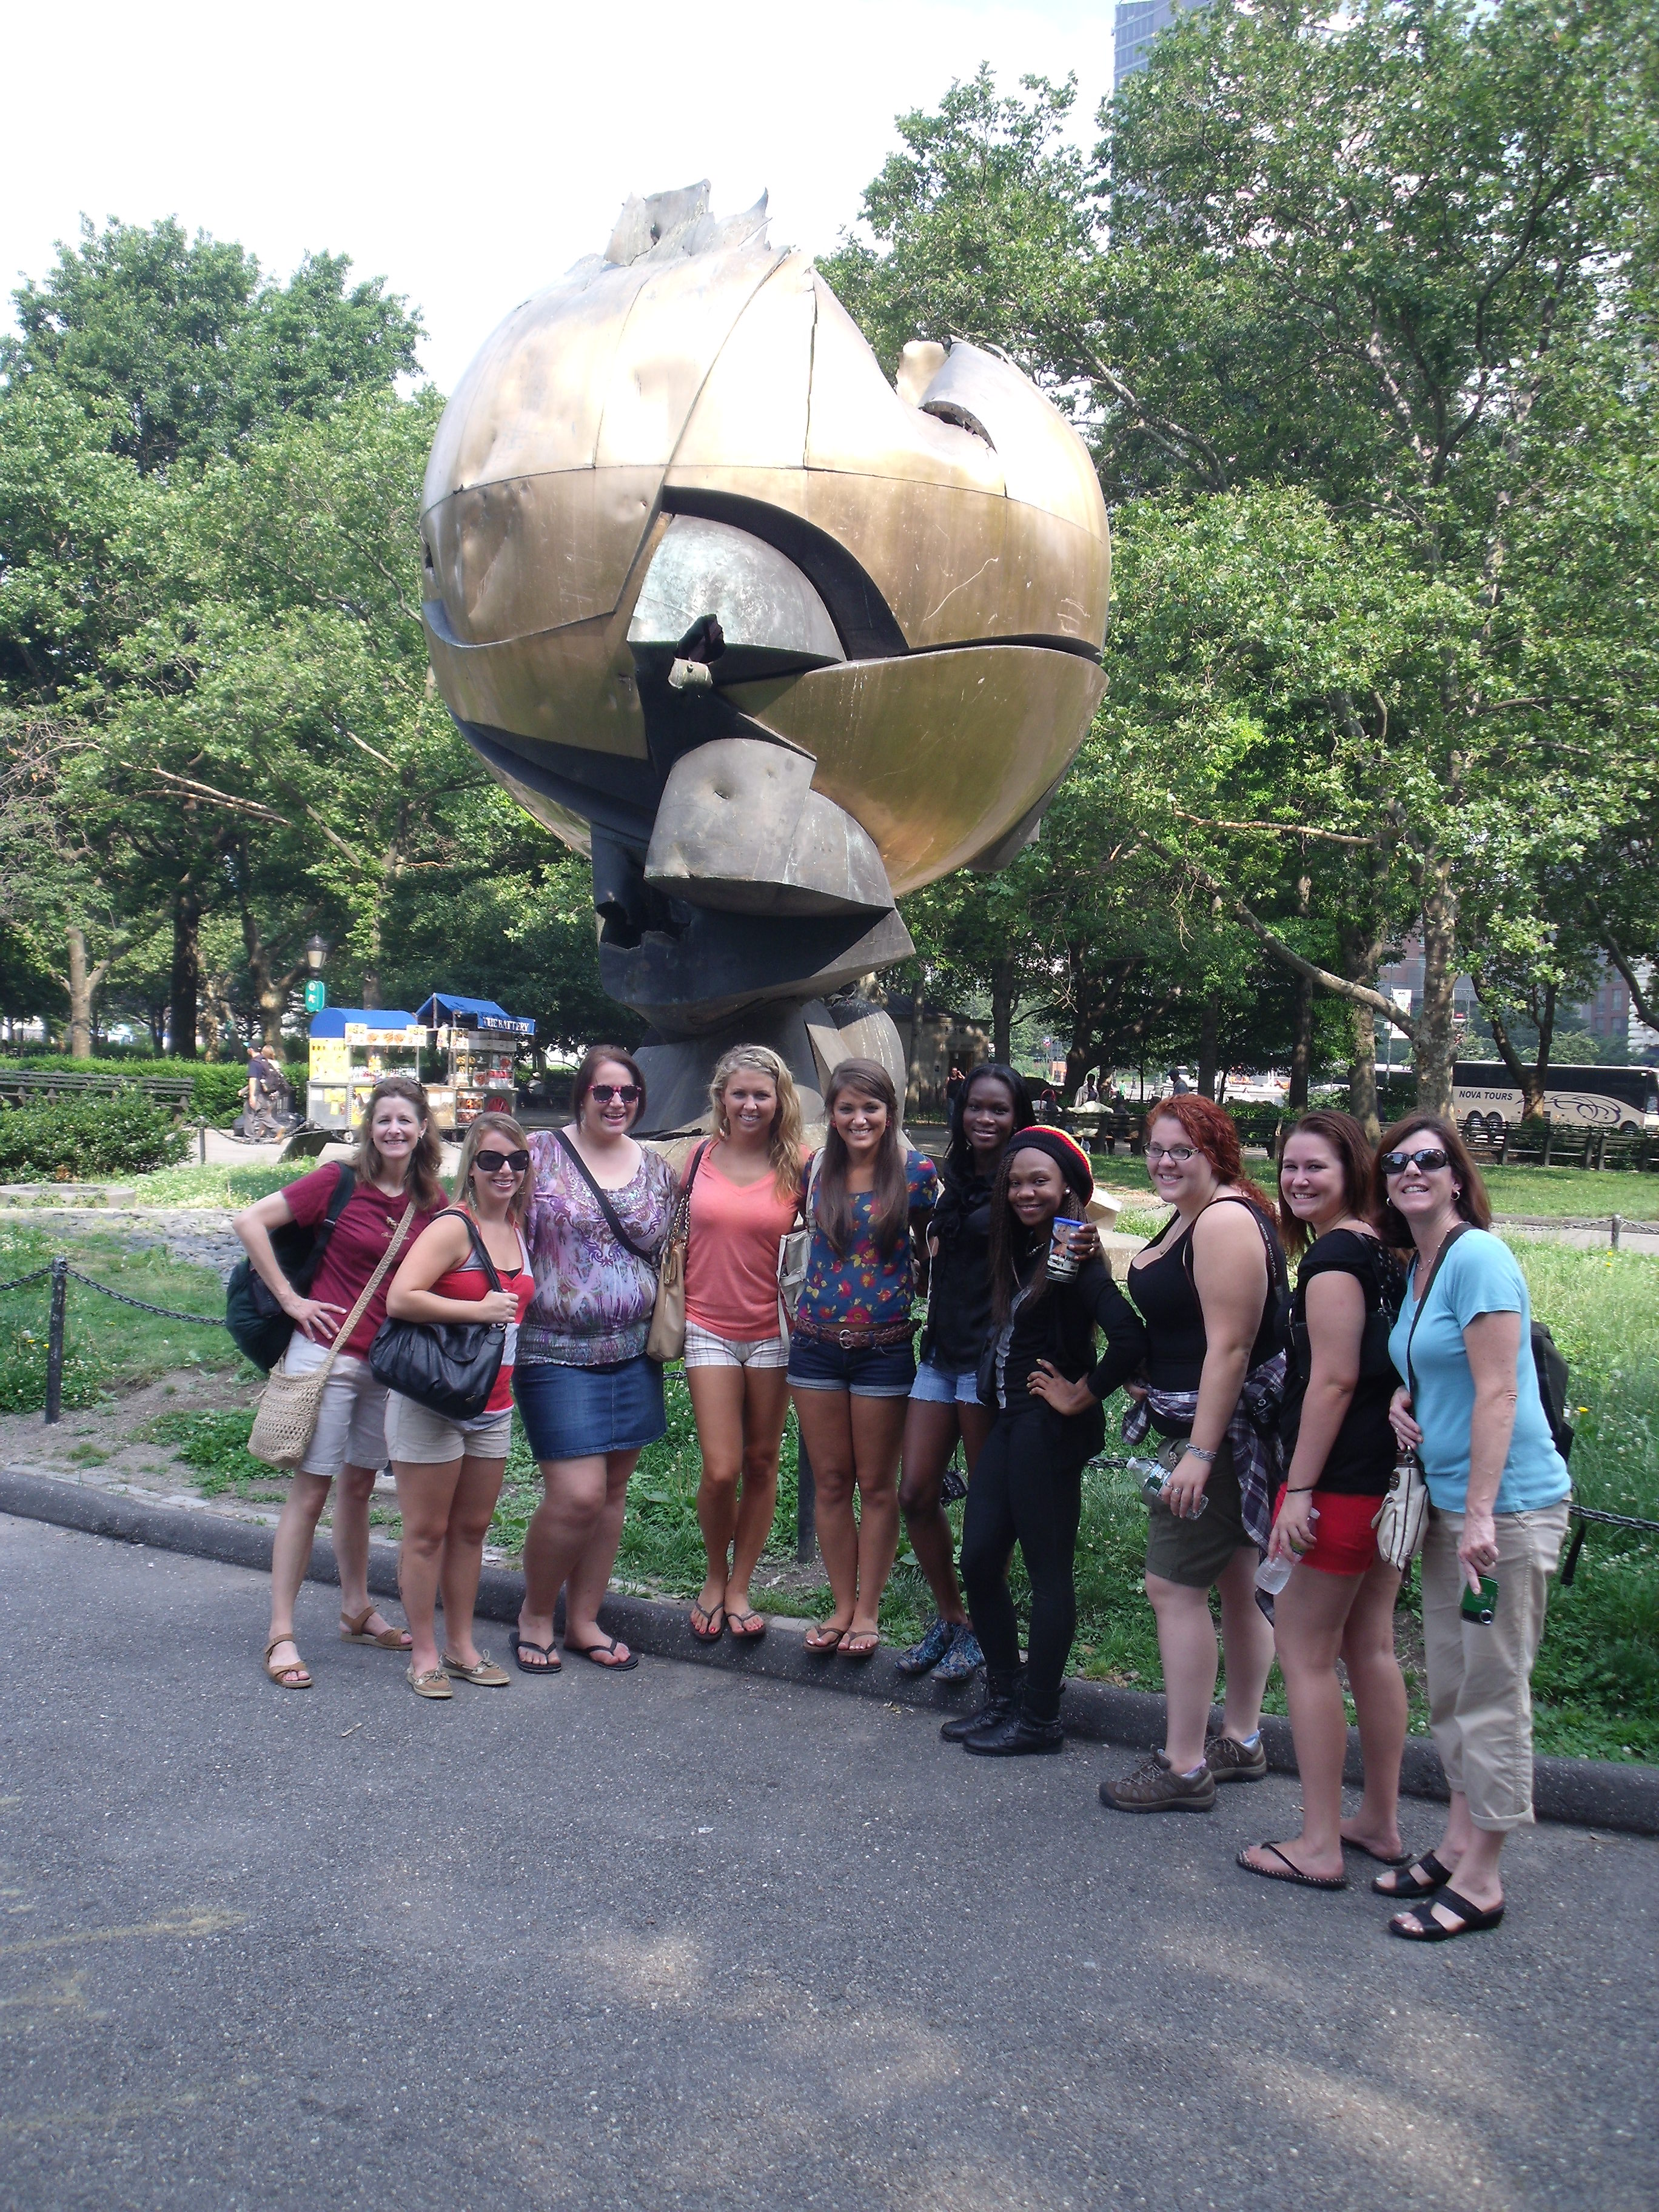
[1460, 1574, 1498, 1626]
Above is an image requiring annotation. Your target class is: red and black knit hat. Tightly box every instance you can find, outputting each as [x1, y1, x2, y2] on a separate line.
[1007, 1125, 1094, 1204]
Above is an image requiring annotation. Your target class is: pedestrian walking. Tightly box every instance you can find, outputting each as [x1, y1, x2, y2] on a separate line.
[681, 1045, 808, 1643]
[232, 1076, 446, 1689]
[511, 1048, 676, 1675]
[1373, 1116, 1572, 1941]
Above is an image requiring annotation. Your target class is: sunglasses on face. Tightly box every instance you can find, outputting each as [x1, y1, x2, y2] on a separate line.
[473, 1148, 530, 1175]
[1382, 1147, 1451, 1177]
[588, 1084, 640, 1106]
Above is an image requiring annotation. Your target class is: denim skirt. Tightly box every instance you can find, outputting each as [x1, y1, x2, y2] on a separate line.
[514, 1355, 666, 1461]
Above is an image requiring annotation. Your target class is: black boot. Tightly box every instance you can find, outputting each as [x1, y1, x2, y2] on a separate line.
[940, 1668, 1021, 1743]
[962, 1704, 1064, 1757]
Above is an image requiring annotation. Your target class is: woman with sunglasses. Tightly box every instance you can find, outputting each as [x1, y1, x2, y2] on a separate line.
[1371, 1116, 1570, 1942]
[512, 1047, 676, 1674]
[682, 1045, 808, 1643]
[788, 1057, 939, 1658]
[897, 1063, 1036, 1680]
[1102, 1094, 1288, 1814]
[1236, 1111, 1409, 1888]
[381, 1116, 538, 1697]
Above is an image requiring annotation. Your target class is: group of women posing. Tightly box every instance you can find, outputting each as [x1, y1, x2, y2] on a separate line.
[233, 1050, 1570, 1943]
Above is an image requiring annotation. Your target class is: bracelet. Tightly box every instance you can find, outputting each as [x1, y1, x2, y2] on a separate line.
[1285, 1484, 1318, 1495]
[1184, 1444, 1217, 1464]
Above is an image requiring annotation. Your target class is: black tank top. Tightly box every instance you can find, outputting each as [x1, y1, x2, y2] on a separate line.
[1127, 1196, 1285, 1393]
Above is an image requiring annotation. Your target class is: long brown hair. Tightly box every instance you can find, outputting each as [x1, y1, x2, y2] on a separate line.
[709, 1044, 804, 1202]
[1276, 1110, 1378, 1261]
[350, 1075, 445, 1209]
[1371, 1114, 1491, 1246]
[454, 1112, 533, 1227]
[1143, 1093, 1276, 1221]
[814, 1057, 908, 1256]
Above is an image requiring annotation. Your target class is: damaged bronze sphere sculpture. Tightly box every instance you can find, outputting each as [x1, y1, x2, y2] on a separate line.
[421, 184, 1109, 1128]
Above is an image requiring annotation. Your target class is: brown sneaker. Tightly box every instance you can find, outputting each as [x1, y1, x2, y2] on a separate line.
[1205, 1731, 1268, 1783]
[1100, 1754, 1216, 1812]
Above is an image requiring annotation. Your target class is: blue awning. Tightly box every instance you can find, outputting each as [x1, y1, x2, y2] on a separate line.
[307, 1008, 421, 1039]
[415, 993, 535, 1038]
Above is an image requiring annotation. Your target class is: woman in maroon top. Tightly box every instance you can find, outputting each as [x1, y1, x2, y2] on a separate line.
[233, 1076, 446, 1689]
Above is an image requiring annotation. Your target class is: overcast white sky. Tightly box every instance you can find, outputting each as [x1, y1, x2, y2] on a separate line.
[5, 0, 1112, 394]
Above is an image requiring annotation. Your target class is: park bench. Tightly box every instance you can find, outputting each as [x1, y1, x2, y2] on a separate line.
[1463, 1120, 1658, 1172]
[0, 1069, 196, 1110]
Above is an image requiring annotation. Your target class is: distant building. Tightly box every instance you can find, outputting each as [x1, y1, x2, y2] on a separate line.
[1114, 0, 1211, 87]
[1378, 939, 1644, 1055]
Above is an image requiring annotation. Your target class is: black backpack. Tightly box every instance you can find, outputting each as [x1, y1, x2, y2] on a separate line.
[225, 1167, 356, 1372]
[1532, 1320, 1575, 1463]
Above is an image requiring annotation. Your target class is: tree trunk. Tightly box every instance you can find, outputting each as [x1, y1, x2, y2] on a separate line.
[1349, 997, 1379, 1141]
[169, 890, 201, 1061]
[991, 956, 1014, 1067]
[66, 927, 95, 1061]
[1289, 971, 1313, 1110]
[1527, 982, 1556, 1121]
[1196, 996, 1220, 1101]
[1415, 861, 1459, 1118]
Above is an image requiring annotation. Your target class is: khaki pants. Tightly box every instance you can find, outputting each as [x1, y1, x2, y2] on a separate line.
[1421, 1500, 1569, 1831]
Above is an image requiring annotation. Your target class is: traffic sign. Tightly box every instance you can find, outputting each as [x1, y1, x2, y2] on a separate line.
[303, 980, 327, 1013]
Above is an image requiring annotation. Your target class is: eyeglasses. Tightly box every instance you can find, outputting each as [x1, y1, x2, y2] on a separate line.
[1381, 1147, 1451, 1177]
[588, 1084, 641, 1106]
[473, 1147, 530, 1175]
[1146, 1142, 1196, 1163]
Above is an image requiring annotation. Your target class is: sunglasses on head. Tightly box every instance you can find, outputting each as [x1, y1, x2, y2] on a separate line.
[588, 1083, 640, 1106]
[1381, 1146, 1451, 1176]
[472, 1147, 530, 1175]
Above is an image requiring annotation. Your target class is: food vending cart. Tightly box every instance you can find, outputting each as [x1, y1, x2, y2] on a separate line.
[415, 994, 536, 1131]
[305, 1008, 424, 1133]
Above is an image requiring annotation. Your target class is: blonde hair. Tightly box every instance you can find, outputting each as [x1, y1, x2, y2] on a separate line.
[350, 1076, 445, 1209]
[453, 1113, 533, 1226]
[709, 1045, 803, 1201]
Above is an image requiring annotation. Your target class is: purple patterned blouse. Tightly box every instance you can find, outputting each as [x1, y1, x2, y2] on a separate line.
[519, 1131, 677, 1367]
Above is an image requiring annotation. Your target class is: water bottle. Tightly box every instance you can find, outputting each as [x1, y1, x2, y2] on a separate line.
[1256, 1509, 1319, 1593]
[1132, 1456, 1210, 1519]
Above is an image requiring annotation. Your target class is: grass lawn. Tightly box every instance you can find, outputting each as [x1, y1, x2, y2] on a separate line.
[117, 1161, 310, 1208]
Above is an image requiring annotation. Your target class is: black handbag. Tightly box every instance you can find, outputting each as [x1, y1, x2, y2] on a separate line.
[369, 1210, 508, 1421]
[226, 1166, 356, 1373]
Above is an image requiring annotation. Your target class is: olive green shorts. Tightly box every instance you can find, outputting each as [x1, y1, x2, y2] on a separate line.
[1144, 1434, 1256, 1589]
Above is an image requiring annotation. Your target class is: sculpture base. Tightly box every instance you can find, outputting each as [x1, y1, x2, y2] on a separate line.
[633, 996, 908, 1137]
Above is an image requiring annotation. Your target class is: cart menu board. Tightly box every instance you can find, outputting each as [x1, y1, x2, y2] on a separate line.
[306, 1011, 423, 1133]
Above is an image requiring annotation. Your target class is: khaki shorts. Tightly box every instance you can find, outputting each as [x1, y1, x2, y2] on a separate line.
[280, 1336, 388, 1481]
[384, 1390, 514, 1465]
[1144, 1435, 1254, 1587]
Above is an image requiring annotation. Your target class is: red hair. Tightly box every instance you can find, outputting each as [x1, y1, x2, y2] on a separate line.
[1143, 1094, 1276, 1220]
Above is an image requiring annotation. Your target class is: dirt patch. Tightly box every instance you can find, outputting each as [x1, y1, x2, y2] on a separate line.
[0, 1364, 269, 1503]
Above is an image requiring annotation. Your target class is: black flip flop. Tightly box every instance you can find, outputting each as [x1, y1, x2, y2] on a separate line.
[726, 1607, 767, 1641]
[566, 1635, 640, 1671]
[511, 1632, 560, 1677]
[1388, 1887, 1504, 1942]
[689, 1601, 725, 1643]
[1237, 1842, 1349, 1891]
[1372, 1850, 1453, 1898]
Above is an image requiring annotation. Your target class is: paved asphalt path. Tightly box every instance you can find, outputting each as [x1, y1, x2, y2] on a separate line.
[2, 1515, 1654, 2212]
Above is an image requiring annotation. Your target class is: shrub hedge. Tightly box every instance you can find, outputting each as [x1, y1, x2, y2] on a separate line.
[0, 1056, 254, 1123]
[0, 1092, 191, 1179]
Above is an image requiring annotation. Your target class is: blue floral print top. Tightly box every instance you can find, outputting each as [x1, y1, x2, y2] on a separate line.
[793, 1149, 939, 1336]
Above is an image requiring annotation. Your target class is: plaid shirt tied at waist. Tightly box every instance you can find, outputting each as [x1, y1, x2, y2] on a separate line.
[1121, 1350, 1289, 1552]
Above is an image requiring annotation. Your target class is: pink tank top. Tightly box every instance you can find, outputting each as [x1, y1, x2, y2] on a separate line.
[683, 1146, 803, 1341]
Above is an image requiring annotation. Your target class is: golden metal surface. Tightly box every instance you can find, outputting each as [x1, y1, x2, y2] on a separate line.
[726, 646, 1107, 894]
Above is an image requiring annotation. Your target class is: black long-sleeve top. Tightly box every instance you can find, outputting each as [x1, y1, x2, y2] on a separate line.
[989, 1245, 1148, 1415]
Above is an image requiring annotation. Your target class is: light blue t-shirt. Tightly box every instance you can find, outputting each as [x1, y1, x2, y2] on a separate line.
[1388, 1227, 1569, 1513]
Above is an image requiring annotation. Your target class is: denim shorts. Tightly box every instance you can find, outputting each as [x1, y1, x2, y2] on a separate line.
[788, 1332, 916, 1398]
[514, 1355, 666, 1462]
[911, 1356, 981, 1407]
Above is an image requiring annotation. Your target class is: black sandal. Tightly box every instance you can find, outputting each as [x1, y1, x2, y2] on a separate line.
[566, 1635, 640, 1671]
[512, 1632, 561, 1676]
[1372, 1850, 1453, 1898]
[1388, 1887, 1504, 1942]
[1237, 1842, 1349, 1891]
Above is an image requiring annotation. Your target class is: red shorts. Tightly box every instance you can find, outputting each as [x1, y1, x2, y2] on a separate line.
[1272, 1483, 1384, 1576]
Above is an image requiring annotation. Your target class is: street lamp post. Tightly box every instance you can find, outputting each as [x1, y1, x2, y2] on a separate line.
[303, 936, 330, 1014]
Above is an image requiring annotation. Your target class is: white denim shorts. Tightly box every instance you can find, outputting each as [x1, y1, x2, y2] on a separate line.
[683, 1319, 789, 1370]
[384, 1390, 515, 1465]
[279, 1334, 388, 1481]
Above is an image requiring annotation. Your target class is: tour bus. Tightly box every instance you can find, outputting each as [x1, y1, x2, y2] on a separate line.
[1450, 1061, 1659, 1139]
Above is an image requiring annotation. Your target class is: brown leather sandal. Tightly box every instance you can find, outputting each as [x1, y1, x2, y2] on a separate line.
[264, 1636, 311, 1690]
[340, 1605, 411, 1649]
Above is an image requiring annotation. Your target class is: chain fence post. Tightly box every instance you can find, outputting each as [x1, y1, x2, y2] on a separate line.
[796, 1432, 816, 1562]
[198, 1120, 207, 1163]
[1611, 1213, 1622, 1251]
[44, 1255, 67, 1426]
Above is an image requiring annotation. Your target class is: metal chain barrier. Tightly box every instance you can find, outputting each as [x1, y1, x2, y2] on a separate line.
[59, 1265, 226, 1327]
